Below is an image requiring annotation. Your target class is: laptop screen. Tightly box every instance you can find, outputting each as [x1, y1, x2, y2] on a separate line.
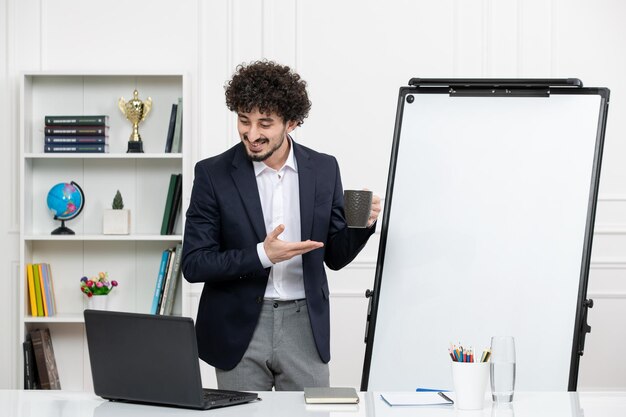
[85, 310, 206, 408]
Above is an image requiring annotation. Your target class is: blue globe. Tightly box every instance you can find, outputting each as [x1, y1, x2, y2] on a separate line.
[46, 182, 84, 233]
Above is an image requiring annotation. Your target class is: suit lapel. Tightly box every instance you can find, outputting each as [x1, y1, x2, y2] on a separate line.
[230, 144, 266, 242]
[294, 141, 316, 241]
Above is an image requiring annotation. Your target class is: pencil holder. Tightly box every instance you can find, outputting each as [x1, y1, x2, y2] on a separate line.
[451, 361, 489, 410]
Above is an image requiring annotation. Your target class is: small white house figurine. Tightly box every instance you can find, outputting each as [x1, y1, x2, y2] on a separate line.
[103, 190, 130, 235]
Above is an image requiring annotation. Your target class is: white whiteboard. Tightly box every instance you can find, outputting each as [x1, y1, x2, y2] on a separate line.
[364, 87, 606, 392]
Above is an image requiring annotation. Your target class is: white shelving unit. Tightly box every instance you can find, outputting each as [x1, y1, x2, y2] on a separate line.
[18, 72, 190, 390]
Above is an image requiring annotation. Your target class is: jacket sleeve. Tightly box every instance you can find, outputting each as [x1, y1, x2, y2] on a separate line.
[181, 162, 265, 283]
[324, 158, 376, 270]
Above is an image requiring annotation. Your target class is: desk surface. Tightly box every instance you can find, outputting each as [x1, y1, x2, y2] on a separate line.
[2, 390, 626, 417]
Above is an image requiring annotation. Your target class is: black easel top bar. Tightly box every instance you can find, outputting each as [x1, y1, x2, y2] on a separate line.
[408, 78, 583, 88]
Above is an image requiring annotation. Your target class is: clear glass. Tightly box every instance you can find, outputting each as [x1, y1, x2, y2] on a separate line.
[490, 336, 516, 402]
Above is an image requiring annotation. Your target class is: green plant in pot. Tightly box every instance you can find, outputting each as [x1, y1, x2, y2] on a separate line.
[103, 190, 130, 235]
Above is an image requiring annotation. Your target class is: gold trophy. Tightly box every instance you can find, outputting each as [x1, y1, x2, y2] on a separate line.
[118, 89, 152, 153]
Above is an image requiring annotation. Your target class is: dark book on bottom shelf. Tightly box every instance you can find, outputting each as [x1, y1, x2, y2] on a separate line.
[30, 328, 61, 389]
[23, 334, 39, 389]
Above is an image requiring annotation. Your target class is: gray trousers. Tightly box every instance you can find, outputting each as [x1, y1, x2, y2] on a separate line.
[215, 299, 330, 391]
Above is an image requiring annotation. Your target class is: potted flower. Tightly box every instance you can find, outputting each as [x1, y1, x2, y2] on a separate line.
[81, 272, 119, 310]
[103, 190, 130, 234]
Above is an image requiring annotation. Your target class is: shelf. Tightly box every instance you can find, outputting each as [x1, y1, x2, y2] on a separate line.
[25, 153, 182, 159]
[19, 72, 189, 391]
[24, 314, 85, 324]
[24, 234, 182, 241]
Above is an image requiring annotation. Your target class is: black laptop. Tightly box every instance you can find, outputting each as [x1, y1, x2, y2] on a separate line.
[84, 309, 258, 410]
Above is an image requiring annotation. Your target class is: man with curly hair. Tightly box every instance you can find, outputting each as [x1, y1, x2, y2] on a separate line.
[182, 60, 381, 391]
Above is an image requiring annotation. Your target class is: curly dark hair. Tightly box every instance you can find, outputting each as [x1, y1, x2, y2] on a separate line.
[225, 60, 311, 126]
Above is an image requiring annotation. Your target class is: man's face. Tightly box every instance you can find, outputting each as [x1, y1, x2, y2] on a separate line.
[237, 109, 297, 166]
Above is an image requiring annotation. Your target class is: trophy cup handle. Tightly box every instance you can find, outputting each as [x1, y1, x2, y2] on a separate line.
[118, 97, 127, 116]
[142, 97, 153, 121]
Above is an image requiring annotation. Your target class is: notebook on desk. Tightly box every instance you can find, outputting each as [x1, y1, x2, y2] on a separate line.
[304, 387, 360, 404]
[84, 309, 258, 410]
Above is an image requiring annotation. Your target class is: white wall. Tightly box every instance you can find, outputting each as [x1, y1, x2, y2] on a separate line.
[2, 0, 626, 390]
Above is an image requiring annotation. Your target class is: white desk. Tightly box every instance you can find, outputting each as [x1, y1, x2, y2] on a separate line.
[1, 390, 625, 417]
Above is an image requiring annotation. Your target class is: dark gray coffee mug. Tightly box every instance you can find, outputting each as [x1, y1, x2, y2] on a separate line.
[344, 190, 373, 228]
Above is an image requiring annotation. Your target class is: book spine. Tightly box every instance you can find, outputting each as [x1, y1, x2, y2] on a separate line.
[163, 243, 183, 315]
[45, 264, 58, 315]
[45, 115, 108, 126]
[160, 174, 178, 235]
[150, 250, 171, 314]
[32, 265, 44, 316]
[40, 263, 54, 316]
[167, 174, 183, 234]
[40, 264, 52, 317]
[30, 329, 50, 389]
[26, 264, 37, 317]
[23, 339, 36, 389]
[171, 98, 183, 153]
[45, 126, 108, 136]
[45, 135, 107, 144]
[164, 103, 178, 153]
[44, 144, 108, 153]
[41, 328, 61, 389]
[37, 264, 49, 317]
[158, 249, 175, 314]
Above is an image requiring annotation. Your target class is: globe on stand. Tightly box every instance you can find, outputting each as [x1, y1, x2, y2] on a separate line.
[46, 181, 85, 235]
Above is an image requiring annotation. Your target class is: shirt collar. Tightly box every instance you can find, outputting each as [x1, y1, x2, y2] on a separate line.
[253, 136, 298, 177]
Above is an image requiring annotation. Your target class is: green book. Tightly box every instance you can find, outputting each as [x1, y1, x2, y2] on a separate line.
[32, 264, 44, 317]
[160, 174, 178, 235]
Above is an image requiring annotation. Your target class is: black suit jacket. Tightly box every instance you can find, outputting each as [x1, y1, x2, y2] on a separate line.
[182, 141, 375, 370]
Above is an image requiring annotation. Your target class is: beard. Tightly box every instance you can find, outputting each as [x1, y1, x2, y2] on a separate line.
[244, 134, 286, 162]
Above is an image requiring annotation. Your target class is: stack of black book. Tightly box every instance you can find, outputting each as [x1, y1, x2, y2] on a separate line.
[44, 115, 109, 153]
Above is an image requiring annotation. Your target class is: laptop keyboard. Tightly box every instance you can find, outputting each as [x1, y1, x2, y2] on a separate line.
[202, 389, 249, 402]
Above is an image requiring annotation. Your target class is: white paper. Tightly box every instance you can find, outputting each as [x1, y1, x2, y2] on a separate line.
[379, 392, 453, 406]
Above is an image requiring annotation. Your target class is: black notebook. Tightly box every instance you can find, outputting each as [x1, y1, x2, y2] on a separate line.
[84, 310, 258, 410]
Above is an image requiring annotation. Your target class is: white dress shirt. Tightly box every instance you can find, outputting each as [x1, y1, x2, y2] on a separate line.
[254, 139, 305, 300]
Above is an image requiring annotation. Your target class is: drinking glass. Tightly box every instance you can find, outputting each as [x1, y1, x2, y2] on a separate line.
[490, 336, 516, 402]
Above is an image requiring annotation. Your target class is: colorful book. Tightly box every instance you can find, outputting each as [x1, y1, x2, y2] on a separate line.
[164, 103, 178, 153]
[160, 174, 178, 235]
[158, 248, 175, 315]
[45, 126, 109, 136]
[32, 264, 44, 317]
[171, 98, 183, 153]
[26, 264, 37, 316]
[37, 264, 48, 317]
[45, 264, 58, 316]
[167, 174, 183, 235]
[40, 264, 55, 316]
[45, 144, 108, 153]
[150, 250, 171, 314]
[162, 243, 183, 315]
[45, 135, 107, 144]
[45, 115, 109, 126]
